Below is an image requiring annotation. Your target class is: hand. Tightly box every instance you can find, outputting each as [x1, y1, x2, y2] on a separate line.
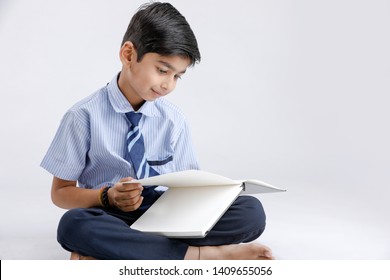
[108, 177, 144, 212]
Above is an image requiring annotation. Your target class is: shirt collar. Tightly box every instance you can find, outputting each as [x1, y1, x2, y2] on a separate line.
[107, 73, 159, 117]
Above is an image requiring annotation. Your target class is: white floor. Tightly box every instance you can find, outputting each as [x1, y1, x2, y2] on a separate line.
[258, 181, 390, 260]
[1, 179, 389, 260]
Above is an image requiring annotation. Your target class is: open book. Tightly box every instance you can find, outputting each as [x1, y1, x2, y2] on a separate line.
[127, 170, 285, 238]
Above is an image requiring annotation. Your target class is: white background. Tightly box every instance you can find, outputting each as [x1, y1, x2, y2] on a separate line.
[0, 0, 389, 259]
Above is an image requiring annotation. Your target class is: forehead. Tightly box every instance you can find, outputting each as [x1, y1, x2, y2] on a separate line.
[142, 53, 191, 72]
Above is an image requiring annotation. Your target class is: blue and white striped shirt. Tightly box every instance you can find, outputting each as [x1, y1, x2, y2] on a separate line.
[40, 74, 199, 189]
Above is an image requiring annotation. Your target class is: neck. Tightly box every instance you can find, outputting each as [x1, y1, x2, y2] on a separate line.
[117, 72, 145, 111]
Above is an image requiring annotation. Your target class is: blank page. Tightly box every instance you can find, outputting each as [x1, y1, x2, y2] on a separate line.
[130, 184, 242, 238]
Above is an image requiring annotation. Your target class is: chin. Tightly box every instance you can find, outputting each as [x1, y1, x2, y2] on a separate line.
[146, 95, 161, 101]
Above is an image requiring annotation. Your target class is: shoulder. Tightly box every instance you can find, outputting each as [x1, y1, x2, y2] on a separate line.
[153, 98, 186, 123]
[69, 86, 108, 113]
[65, 86, 109, 126]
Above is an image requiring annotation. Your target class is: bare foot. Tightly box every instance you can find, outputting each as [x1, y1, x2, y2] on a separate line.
[70, 252, 96, 260]
[186, 243, 274, 260]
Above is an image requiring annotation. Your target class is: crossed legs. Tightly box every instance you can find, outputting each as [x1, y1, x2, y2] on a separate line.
[58, 196, 273, 260]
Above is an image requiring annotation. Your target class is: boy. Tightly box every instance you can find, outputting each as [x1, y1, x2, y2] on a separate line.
[41, 2, 273, 260]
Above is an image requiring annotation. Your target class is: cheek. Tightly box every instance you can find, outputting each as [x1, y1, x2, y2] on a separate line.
[136, 69, 159, 89]
[131, 72, 148, 92]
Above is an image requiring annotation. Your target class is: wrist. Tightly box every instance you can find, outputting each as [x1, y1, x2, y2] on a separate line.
[98, 187, 104, 207]
[99, 186, 112, 208]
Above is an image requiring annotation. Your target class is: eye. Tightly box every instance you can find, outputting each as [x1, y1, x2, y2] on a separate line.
[174, 74, 182, 80]
[157, 67, 168, 74]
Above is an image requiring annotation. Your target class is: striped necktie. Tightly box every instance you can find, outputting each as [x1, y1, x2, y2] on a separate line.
[125, 112, 159, 179]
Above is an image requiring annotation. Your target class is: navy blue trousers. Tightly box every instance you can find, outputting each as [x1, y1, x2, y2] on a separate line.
[57, 193, 266, 260]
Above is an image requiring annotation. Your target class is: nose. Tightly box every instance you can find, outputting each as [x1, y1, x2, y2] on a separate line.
[161, 77, 176, 93]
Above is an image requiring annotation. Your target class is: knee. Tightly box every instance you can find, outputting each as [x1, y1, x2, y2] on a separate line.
[57, 208, 101, 245]
[237, 196, 266, 235]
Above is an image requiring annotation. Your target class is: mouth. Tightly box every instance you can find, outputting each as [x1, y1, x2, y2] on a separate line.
[151, 89, 164, 97]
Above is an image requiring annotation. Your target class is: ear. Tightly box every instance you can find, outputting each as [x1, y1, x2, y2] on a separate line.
[119, 41, 137, 67]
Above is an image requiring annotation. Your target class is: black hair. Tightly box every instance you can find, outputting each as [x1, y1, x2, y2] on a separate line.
[121, 2, 201, 66]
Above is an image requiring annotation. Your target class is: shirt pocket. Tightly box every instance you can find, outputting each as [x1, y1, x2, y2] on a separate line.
[147, 154, 174, 174]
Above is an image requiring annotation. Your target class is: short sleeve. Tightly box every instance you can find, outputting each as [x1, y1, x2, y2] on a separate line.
[172, 119, 200, 171]
[40, 110, 90, 180]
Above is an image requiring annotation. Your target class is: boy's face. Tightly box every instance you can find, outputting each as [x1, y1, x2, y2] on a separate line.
[119, 42, 190, 110]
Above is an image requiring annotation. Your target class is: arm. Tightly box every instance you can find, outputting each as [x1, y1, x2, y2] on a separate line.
[51, 177, 101, 209]
[51, 176, 144, 211]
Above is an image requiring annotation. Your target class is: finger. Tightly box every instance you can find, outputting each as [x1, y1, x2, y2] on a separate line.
[117, 194, 143, 210]
[109, 185, 140, 207]
[114, 194, 140, 209]
[119, 177, 133, 183]
[115, 188, 143, 202]
[120, 195, 142, 207]
[117, 182, 143, 192]
[122, 196, 144, 212]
